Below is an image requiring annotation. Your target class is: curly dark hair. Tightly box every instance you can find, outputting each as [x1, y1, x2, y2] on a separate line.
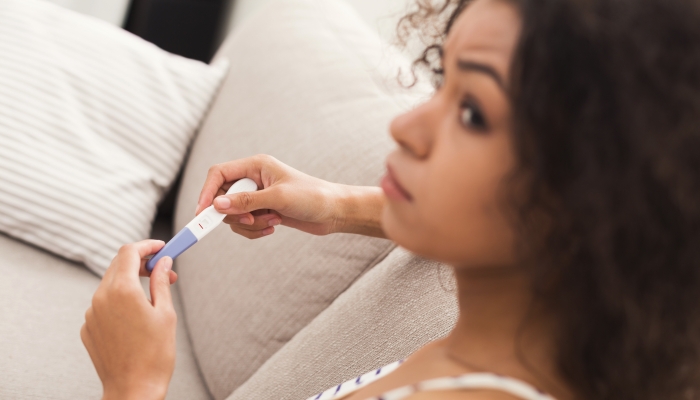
[400, 0, 700, 398]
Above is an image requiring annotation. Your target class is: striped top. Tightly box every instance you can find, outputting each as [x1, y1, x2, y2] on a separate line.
[307, 361, 556, 400]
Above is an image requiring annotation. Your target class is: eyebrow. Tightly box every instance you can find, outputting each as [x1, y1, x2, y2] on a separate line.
[456, 59, 506, 90]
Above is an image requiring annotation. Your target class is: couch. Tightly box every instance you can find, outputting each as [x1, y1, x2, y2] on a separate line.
[0, 0, 458, 398]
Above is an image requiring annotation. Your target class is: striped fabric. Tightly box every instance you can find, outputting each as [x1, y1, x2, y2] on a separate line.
[308, 361, 404, 400]
[308, 361, 556, 400]
[0, 0, 228, 275]
[370, 373, 557, 400]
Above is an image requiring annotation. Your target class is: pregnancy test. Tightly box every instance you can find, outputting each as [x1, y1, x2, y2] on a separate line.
[146, 178, 258, 272]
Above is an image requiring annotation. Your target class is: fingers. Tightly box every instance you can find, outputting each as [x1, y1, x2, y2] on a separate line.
[229, 224, 276, 239]
[197, 155, 277, 214]
[196, 185, 229, 216]
[197, 164, 235, 214]
[213, 186, 286, 215]
[149, 256, 174, 312]
[140, 260, 179, 286]
[112, 240, 165, 277]
[133, 240, 167, 259]
[102, 240, 163, 285]
[139, 259, 150, 277]
[226, 212, 255, 225]
[169, 270, 178, 285]
[223, 212, 281, 239]
[223, 212, 281, 229]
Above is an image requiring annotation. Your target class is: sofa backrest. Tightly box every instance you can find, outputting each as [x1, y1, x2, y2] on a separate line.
[174, 0, 457, 398]
[224, 0, 413, 46]
[228, 247, 458, 400]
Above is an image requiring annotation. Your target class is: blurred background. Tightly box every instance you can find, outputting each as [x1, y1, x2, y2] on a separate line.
[45, 0, 232, 62]
[43, 0, 411, 63]
[42, 0, 413, 225]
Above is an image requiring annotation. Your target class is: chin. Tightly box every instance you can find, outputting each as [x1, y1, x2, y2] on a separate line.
[382, 203, 477, 266]
[381, 203, 412, 246]
[381, 204, 441, 261]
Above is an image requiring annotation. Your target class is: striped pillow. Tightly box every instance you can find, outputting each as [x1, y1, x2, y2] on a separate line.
[0, 0, 228, 275]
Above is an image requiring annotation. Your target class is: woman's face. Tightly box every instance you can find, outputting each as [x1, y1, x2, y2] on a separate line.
[381, 0, 522, 268]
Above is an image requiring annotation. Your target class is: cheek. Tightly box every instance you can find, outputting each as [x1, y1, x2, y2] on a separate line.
[383, 137, 517, 267]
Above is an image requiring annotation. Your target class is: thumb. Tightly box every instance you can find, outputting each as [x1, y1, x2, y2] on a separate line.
[150, 256, 174, 310]
[214, 187, 282, 214]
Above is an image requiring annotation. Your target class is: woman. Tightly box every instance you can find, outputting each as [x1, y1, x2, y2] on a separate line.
[80, 0, 700, 398]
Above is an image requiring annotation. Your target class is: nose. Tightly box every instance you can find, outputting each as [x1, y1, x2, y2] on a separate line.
[389, 99, 436, 160]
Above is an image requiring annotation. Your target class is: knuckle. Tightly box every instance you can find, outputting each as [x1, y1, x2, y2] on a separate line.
[80, 324, 88, 343]
[207, 164, 221, 175]
[118, 244, 134, 255]
[231, 226, 253, 239]
[229, 225, 244, 234]
[231, 222, 268, 238]
[84, 307, 93, 323]
[92, 291, 106, 308]
[159, 271, 171, 285]
[242, 231, 256, 240]
[110, 281, 135, 300]
[236, 192, 255, 210]
[254, 154, 276, 165]
[250, 219, 265, 230]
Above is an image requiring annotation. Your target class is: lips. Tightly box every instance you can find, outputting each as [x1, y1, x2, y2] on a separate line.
[381, 165, 412, 201]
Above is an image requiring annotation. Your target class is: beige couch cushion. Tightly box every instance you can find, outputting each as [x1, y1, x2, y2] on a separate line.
[173, 0, 430, 398]
[0, 233, 209, 399]
[228, 248, 458, 400]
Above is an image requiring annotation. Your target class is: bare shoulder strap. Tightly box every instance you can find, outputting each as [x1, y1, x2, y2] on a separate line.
[367, 373, 557, 400]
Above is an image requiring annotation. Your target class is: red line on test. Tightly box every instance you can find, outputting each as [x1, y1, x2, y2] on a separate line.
[198, 224, 203, 229]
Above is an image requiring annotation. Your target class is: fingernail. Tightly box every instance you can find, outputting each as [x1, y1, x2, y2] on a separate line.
[163, 257, 173, 271]
[239, 216, 253, 225]
[268, 219, 281, 227]
[214, 196, 231, 209]
[262, 227, 274, 236]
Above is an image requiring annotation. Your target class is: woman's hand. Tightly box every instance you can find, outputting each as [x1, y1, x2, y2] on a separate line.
[197, 154, 386, 239]
[81, 240, 178, 400]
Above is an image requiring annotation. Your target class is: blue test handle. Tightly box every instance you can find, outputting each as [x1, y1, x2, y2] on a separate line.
[145, 178, 258, 272]
[146, 227, 198, 271]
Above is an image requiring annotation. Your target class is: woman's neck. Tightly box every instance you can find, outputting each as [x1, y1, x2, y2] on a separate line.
[443, 265, 567, 397]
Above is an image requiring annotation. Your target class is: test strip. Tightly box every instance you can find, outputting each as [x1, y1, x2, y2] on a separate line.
[146, 178, 258, 271]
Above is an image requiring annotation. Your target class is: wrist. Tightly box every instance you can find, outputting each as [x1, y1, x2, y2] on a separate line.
[103, 381, 168, 400]
[334, 185, 385, 238]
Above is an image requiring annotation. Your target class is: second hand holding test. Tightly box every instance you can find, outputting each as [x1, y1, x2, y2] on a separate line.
[146, 178, 258, 271]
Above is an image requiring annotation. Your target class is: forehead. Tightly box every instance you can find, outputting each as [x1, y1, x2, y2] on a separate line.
[444, 0, 521, 78]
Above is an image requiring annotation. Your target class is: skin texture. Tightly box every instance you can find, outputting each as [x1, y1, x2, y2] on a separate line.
[81, 241, 178, 400]
[381, 0, 517, 268]
[347, 1, 569, 399]
[196, 154, 386, 239]
[82, 0, 571, 399]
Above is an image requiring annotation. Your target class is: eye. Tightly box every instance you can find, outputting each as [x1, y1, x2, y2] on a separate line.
[459, 100, 488, 131]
